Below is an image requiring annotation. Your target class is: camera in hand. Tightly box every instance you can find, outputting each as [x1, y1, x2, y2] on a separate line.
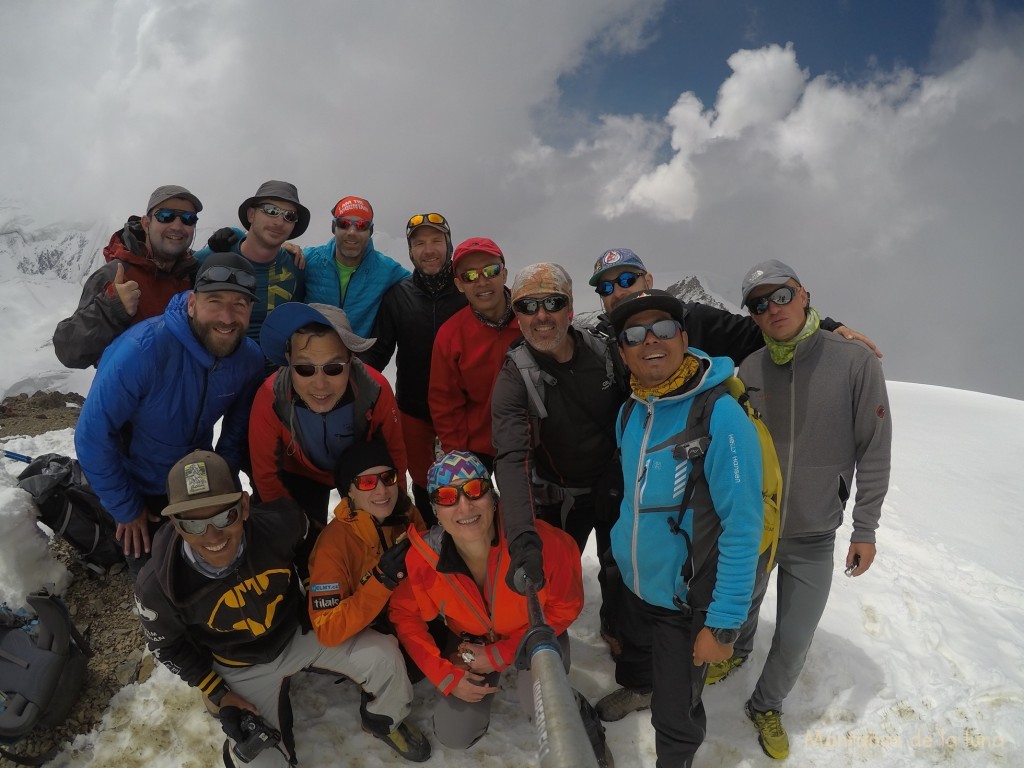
[232, 711, 282, 763]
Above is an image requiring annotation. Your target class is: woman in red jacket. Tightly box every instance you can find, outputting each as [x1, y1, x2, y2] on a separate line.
[251, 302, 407, 527]
[388, 450, 586, 751]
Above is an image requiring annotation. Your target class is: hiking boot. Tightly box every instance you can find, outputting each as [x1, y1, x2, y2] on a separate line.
[363, 720, 431, 762]
[596, 687, 652, 722]
[706, 654, 746, 685]
[745, 700, 789, 759]
[575, 690, 615, 768]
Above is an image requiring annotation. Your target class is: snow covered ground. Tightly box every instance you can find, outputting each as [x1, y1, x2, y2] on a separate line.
[2, 381, 1022, 766]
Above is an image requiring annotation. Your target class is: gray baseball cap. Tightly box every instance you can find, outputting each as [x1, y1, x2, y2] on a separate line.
[741, 259, 802, 305]
[147, 184, 203, 214]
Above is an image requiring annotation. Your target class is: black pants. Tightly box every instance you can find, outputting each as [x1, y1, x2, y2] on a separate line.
[622, 587, 707, 768]
[281, 472, 332, 528]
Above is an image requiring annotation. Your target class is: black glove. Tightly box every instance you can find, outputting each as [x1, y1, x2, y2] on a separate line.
[219, 706, 246, 742]
[506, 530, 545, 594]
[208, 227, 240, 253]
[373, 537, 412, 590]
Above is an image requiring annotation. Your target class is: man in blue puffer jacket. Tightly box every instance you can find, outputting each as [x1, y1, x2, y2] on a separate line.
[74, 253, 266, 576]
[608, 289, 763, 768]
[302, 196, 409, 337]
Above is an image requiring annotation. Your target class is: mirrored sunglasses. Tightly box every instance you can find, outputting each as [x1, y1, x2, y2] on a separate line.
[197, 265, 257, 291]
[152, 208, 199, 226]
[458, 263, 503, 283]
[512, 295, 569, 315]
[290, 362, 348, 377]
[618, 318, 682, 347]
[429, 477, 492, 506]
[596, 270, 643, 297]
[335, 218, 372, 232]
[172, 503, 240, 536]
[352, 469, 399, 492]
[406, 212, 449, 238]
[256, 203, 300, 223]
[746, 285, 797, 316]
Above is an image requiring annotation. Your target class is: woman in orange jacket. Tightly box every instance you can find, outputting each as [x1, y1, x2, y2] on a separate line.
[388, 450, 585, 750]
[307, 437, 426, 647]
[251, 302, 407, 527]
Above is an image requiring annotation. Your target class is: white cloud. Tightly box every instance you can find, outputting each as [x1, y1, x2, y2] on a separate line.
[1, 1, 1022, 397]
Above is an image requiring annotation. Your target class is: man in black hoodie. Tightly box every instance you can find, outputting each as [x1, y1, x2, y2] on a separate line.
[363, 213, 467, 524]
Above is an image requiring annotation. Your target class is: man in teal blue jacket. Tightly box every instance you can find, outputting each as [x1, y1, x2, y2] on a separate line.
[302, 196, 409, 337]
[609, 289, 763, 768]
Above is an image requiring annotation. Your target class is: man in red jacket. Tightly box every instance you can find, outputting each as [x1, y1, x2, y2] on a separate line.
[53, 184, 202, 368]
[428, 237, 520, 469]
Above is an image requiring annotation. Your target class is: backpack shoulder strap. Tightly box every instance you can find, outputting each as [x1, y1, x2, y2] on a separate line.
[509, 341, 554, 420]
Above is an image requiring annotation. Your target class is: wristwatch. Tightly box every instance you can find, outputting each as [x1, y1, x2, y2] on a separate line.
[708, 626, 740, 645]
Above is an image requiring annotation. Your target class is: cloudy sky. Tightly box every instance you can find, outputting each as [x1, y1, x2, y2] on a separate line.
[2, 0, 1022, 399]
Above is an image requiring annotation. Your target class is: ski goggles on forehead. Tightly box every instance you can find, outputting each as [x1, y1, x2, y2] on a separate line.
[256, 203, 300, 223]
[746, 285, 797, 315]
[406, 213, 450, 238]
[196, 265, 257, 291]
[512, 294, 569, 315]
[595, 271, 644, 297]
[352, 469, 399, 491]
[429, 477, 491, 506]
[458, 263, 502, 282]
[290, 362, 348, 377]
[618, 318, 682, 347]
[172, 503, 241, 535]
[152, 208, 199, 226]
[335, 218, 372, 232]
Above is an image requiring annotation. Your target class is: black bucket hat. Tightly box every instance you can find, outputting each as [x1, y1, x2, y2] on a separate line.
[237, 180, 310, 238]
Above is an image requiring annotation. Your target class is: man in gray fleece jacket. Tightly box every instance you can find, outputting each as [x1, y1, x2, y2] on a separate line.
[724, 259, 892, 760]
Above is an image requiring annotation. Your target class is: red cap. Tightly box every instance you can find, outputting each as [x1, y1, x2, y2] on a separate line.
[452, 237, 504, 269]
[331, 196, 373, 221]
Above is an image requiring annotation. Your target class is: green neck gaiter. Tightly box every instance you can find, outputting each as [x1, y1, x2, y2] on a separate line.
[764, 307, 821, 365]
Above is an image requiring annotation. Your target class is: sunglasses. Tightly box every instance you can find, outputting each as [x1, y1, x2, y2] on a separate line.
[290, 362, 348, 377]
[429, 477, 492, 506]
[746, 285, 797, 316]
[512, 295, 569, 315]
[618, 318, 682, 347]
[152, 208, 199, 226]
[352, 469, 399, 492]
[406, 212, 450, 238]
[172, 503, 240, 536]
[335, 218, 372, 232]
[197, 265, 257, 291]
[596, 271, 643, 297]
[458, 263, 502, 283]
[256, 203, 300, 224]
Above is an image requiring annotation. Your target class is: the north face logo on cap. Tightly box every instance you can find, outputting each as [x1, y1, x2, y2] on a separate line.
[183, 461, 211, 496]
[748, 270, 765, 281]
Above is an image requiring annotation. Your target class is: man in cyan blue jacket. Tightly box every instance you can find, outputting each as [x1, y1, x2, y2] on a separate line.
[302, 196, 409, 337]
[74, 253, 265, 576]
[609, 289, 763, 768]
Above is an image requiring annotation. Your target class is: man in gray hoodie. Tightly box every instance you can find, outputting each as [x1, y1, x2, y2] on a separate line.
[729, 259, 892, 760]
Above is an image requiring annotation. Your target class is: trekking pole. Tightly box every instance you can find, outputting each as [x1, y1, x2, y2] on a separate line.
[3, 449, 33, 463]
[514, 571, 599, 768]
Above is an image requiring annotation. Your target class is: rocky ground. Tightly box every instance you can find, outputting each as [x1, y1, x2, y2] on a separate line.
[2, 391, 150, 767]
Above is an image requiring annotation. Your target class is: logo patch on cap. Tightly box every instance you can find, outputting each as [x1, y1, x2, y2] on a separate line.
[602, 250, 624, 266]
[183, 461, 211, 496]
[749, 270, 765, 281]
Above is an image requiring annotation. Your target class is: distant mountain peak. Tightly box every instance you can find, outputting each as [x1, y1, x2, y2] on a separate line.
[574, 274, 727, 329]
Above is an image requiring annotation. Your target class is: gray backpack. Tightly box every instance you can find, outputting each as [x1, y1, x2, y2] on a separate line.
[0, 591, 91, 765]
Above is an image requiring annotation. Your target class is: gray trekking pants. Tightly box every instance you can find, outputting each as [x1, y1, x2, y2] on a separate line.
[745, 531, 836, 714]
[431, 632, 572, 749]
[214, 625, 413, 767]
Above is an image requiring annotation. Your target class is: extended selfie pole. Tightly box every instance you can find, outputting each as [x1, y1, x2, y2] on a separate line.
[515, 571, 599, 768]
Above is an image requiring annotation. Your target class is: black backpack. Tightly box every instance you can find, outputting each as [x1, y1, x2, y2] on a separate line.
[17, 453, 123, 573]
[0, 591, 91, 765]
